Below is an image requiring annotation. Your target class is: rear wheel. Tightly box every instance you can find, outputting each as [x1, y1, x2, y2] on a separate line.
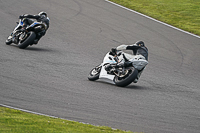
[88, 65, 102, 81]
[114, 67, 138, 87]
[18, 32, 36, 49]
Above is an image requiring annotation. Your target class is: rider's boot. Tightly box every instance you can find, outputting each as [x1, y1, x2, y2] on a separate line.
[33, 39, 39, 44]
[133, 68, 144, 83]
[133, 72, 141, 83]
[33, 34, 43, 44]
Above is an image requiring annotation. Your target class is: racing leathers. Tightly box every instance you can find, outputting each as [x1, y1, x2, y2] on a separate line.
[19, 14, 50, 44]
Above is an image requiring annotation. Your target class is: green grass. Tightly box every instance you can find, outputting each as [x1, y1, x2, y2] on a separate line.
[0, 107, 133, 133]
[109, 0, 200, 36]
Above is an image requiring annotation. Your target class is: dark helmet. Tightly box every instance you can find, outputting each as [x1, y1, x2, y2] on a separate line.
[38, 11, 47, 17]
[135, 41, 145, 47]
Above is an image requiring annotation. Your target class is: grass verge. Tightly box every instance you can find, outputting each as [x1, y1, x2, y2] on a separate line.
[0, 106, 133, 133]
[109, 0, 200, 36]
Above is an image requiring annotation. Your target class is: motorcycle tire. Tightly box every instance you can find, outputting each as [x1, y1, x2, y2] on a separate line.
[114, 67, 138, 87]
[88, 65, 101, 81]
[5, 36, 12, 45]
[5, 39, 12, 45]
[18, 31, 36, 49]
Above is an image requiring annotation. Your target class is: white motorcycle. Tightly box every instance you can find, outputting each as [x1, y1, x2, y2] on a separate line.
[88, 50, 148, 87]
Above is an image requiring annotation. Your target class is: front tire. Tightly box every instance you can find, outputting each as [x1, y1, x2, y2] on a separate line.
[18, 32, 36, 49]
[114, 67, 138, 87]
[88, 65, 102, 81]
[5, 36, 12, 45]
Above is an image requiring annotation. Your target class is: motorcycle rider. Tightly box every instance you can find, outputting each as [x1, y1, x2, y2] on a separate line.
[9, 11, 50, 44]
[109, 41, 148, 83]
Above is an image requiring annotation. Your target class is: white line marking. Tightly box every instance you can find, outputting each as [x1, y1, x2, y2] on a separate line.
[105, 0, 200, 39]
[0, 104, 60, 118]
[0, 104, 118, 130]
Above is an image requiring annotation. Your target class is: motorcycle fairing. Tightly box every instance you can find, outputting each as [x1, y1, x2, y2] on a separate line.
[99, 52, 116, 83]
[13, 20, 24, 32]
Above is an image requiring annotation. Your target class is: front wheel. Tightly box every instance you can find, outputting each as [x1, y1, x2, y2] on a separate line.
[18, 31, 36, 49]
[88, 65, 102, 81]
[114, 67, 138, 87]
[5, 36, 12, 45]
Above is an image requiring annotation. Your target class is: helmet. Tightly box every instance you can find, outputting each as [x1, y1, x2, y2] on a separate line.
[38, 11, 47, 17]
[135, 41, 145, 47]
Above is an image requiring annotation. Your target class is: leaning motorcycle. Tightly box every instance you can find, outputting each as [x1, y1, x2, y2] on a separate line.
[88, 50, 148, 87]
[5, 18, 47, 49]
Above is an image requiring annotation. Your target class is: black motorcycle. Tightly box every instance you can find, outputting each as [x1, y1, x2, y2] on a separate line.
[6, 18, 47, 49]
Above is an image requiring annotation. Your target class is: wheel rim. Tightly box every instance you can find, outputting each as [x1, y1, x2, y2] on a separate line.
[91, 67, 101, 76]
[19, 32, 28, 43]
[115, 68, 133, 81]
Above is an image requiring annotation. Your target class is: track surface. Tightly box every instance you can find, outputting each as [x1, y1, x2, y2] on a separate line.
[1, 0, 200, 133]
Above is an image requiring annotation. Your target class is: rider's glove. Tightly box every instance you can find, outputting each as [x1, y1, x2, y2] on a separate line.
[19, 15, 24, 19]
[109, 48, 117, 56]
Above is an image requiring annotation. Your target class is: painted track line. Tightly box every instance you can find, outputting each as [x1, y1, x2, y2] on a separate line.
[0, 103, 119, 130]
[0, 104, 60, 119]
[105, 0, 200, 39]
[0, 104, 90, 125]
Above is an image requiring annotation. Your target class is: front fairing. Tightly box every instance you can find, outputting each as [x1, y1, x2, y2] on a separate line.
[13, 19, 23, 32]
[102, 52, 125, 64]
[99, 52, 116, 83]
[103, 52, 117, 64]
[99, 52, 125, 83]
[99, 66, 115, 84]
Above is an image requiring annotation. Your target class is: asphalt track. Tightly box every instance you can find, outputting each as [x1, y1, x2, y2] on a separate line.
[0, 0, 200, 133]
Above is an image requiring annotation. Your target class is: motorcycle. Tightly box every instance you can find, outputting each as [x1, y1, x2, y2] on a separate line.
[88, 50, 148, 87]
[5, 18, 47, 49]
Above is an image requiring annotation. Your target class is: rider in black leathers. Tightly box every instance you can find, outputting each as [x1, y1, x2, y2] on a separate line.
[17, 11, 50, 44]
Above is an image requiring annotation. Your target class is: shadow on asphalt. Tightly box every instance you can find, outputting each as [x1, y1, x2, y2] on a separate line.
[95, 80, 150, 90]
[124, 84, 150, 90]
[25, 47, 54, 52]
[5, 44, 54, 52]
